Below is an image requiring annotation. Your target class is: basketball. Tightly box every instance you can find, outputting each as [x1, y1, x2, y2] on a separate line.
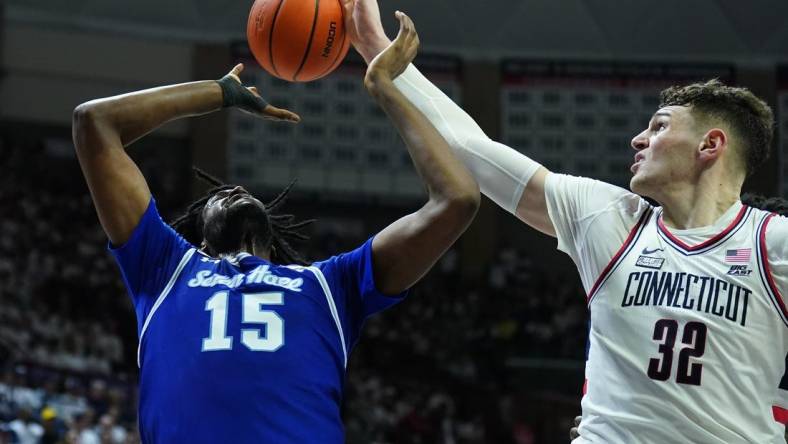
[247, 0, 351, 82]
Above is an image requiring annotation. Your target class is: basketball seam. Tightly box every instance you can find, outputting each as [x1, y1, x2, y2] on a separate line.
[293, 0, 320, 81]
[314, 8, 347, 80]
[268, 0, 287, 79]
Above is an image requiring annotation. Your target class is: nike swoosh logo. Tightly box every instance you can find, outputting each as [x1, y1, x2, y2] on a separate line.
[642, 247, 665, 255]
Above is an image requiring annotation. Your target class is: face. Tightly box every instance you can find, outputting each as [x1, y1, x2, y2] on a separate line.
[629, 106, 703, 199]
[201, 186, 270, 255]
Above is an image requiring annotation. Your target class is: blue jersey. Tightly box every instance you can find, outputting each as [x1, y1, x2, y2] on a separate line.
[110, 199, 406, 444]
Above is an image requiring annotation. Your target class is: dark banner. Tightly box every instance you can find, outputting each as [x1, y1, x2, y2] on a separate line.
[501, 59, 735, 87]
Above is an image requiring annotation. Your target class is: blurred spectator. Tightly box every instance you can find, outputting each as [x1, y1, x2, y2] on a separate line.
[8, 408, 43, 444]
[39, 407, 63, 444]
[71, 410, 100, 444]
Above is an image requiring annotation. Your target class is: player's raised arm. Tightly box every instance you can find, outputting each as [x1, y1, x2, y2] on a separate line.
[72, 65, 299, 245]
[365, 12, 480, 295]
[344, 0, 554, 236]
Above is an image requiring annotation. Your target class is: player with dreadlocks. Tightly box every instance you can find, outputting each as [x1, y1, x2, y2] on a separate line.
[72, 12, 479, 444]
[170, 168, 313, 265]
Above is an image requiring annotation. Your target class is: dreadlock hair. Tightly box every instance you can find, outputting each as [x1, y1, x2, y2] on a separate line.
[741, 193, 788, 216]
[170, 167, 314, 265]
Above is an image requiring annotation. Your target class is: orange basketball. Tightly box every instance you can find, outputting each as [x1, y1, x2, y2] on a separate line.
[247, 0, 351, 82]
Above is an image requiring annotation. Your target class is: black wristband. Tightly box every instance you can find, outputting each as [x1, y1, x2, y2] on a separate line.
[216, 75, 269, 112]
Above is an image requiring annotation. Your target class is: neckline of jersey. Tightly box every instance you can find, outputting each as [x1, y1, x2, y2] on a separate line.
[225, 252, 274, 268]
[657, 201, 747, 251]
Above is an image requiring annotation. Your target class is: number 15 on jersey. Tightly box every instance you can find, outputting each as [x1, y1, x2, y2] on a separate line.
[202, 291, 285, 352]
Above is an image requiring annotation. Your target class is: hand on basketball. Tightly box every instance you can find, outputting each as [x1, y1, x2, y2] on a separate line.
[365, 11, 419, 86]
[341, 0, 390, 63]
[569, 415, 581, 441]
[217, 64, 300, 123]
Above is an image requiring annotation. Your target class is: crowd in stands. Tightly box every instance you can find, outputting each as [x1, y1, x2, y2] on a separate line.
[0, 364, 137, 444]
[0, 137, 588, 443]
[343, 245, 587, 443]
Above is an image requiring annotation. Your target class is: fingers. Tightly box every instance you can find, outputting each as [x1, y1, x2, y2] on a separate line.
[569, 416, 581, 441]
[363, 9, 419, 83]
[390, 11, 419, 74]
[340, 0, 354, 29]
[340, 0, 354, 14]
[263, 104, 301, 123]
[225, 63, 245, 84]
[394, 11, 419, 55]
[393, 11, 414, 43]
[396, 10, 414, 32]
[398, 11, 416, 38]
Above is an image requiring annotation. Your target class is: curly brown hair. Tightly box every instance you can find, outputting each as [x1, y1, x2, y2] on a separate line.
[659, 79, 774, 177]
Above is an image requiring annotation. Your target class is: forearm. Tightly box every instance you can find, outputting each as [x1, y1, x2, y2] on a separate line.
[367, 76, 478, 203]
[366, 76, 479, 296]
[75, 80, 223, 147]
[392, 64, 543, 214]
[359, 39, 486, 146]
[393, 64, 487, 146]
[70, 64, 287, 245]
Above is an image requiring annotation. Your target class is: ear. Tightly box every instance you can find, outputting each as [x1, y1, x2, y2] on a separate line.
[698, 128, 727, 163]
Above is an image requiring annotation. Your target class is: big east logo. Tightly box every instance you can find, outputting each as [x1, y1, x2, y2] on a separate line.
[727, 265, 753, 276]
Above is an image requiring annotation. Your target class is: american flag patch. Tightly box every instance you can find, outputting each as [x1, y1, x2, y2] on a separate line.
[725, 248, 751, 263]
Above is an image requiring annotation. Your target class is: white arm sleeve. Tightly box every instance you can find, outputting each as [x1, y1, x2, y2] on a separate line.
[393, 64, 541, 214]
[766, 216, 788, 300]
[544, 173, 651, 292]
[763, 216, 788, 408]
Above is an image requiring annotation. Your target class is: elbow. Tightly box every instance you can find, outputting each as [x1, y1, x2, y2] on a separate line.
[452, 178, 482, 215]
[72, 101, 103, 130]
[458, 190, 482, 218]
[72, 101, 105, 151]
[72, 102, 95, 132]
[441, 186, 481, 221]
[73, 101, 93, 124]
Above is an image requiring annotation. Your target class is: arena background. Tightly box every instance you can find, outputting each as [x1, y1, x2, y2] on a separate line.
[1, 0, 787, 442]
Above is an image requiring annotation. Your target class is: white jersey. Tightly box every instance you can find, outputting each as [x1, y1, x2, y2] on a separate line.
[545, 174, 788, 444]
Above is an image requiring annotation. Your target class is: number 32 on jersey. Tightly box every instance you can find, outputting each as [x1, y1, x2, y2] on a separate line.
[647, 319, 707, 385]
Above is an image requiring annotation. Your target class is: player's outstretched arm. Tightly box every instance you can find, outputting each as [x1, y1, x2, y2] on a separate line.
[365, 12, 480, 295]
[343, 0, 555, 236]
[72, 65, 299, 246]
